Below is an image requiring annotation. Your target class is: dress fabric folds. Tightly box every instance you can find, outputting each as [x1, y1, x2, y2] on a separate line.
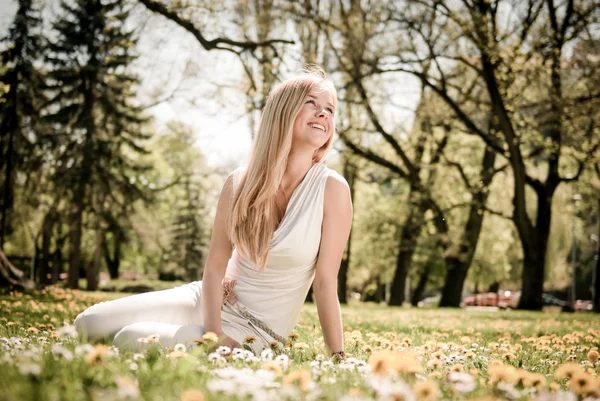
[74, 162, 338, 352]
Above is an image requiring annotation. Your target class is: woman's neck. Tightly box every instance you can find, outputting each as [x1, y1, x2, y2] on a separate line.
[281, 151, 316, 193]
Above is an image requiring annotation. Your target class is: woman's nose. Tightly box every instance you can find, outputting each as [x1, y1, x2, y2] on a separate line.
[316, 108, 328, 118]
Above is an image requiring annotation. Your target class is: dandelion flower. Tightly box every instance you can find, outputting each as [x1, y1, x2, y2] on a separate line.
[587, 350, 599, 362]
[263, 361, 282, 376]
[523, 372, 546, 389]
[202, 332, 219, 342]
[414, 380, 439, 401]
[568, 371, 594, 395]
[243, 335, 256, 344]
[555, 362, 583, 380]
[174, 343, 187, 353]
[488, 364, 517, 385]
[450, 364, 463, 373]
[283, 370, 312, 391]
[180, 389, 206, 401]
[86, 344, 109, 365]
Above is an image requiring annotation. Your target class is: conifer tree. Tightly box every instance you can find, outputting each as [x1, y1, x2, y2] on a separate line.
[0, 0, 46, 250]
[44, 0, 151, 289]
[170, 176, 206, 282]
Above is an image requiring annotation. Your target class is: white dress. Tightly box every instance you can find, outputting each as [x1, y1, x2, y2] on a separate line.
[74, 162, 338, 351]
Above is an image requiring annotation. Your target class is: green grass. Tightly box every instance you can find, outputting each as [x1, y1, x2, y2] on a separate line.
[1, 286, 599, 401]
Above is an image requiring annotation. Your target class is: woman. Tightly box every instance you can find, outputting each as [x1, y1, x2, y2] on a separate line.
[74, 66, 353, 358]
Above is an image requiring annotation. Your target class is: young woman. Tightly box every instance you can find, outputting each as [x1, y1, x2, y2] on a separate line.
[74, 67, 353, 357]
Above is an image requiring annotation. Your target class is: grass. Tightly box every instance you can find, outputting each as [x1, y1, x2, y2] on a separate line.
[1, 286, 599, 401]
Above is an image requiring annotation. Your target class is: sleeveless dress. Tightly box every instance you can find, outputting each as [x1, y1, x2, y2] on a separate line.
[74, 162, 338, 352]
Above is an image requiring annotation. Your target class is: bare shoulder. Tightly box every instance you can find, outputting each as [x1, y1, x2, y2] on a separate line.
[324, 171, 352, 212]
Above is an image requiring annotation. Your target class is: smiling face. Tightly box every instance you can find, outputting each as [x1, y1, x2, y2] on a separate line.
[291, 83, 337, 152]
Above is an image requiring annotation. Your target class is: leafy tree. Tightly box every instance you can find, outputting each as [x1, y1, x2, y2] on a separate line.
[384, 0, 600, 309]
[43, 0, 151, 289]
[0, 0, 46, 251]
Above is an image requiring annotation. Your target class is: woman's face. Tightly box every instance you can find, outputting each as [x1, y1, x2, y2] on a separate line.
[292, 83, 336, 151]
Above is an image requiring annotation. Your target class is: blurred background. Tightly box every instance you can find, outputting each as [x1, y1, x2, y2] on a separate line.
[0, 0, 598, 312]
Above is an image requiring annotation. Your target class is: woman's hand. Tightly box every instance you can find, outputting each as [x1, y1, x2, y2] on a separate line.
[212, 334, 242, 351]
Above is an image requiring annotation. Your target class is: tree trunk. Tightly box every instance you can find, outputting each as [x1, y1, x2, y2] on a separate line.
[593, 197, 600, 313]
[86, 226, 104, 291]
[411, 261, 432, 306]
[51, 225, 66, 284]
[0, 80, 17, 251]
[439, 147, 496, 307]
[389, 186, 425, 306]
[67, 204, 84, 289]
[103, 230, 123, 280]
[375, 275, 385, 303]
[37, 207, 57, 285]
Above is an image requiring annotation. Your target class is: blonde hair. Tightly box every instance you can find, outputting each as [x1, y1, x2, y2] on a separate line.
[228, 66, 336, 270]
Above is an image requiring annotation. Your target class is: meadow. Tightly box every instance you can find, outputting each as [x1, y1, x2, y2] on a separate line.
[1, 286, 599, 401]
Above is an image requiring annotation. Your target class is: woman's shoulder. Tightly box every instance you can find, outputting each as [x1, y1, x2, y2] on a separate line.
[227, 166, 247, 193]
[321, 165, 350, 200]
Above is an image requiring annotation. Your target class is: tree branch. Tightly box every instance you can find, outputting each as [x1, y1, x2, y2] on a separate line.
[137, 0, 294, 52]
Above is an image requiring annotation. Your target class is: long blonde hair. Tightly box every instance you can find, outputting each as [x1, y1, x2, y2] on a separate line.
[228, 67, 336, 270]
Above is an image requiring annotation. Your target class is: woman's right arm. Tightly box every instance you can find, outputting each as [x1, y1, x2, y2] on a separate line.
[202, 174, 234, 338]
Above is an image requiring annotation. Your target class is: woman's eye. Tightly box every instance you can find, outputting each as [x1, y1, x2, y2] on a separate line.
[306, 100, 316, 105]
[326, 108, 334, 114]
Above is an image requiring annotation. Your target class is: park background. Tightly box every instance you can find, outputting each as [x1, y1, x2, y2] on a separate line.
[0, 0, 599, 312]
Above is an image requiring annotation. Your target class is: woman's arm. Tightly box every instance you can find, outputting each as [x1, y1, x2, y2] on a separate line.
[202, 174, 234, 338]
[313, 174, 353, 355]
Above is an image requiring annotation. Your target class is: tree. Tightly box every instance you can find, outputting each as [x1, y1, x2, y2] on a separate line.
[43, 0, 152, 289]
[381, 0, 600, 309]
[0, 0, 46, 250]
[170, 176, 207, 281]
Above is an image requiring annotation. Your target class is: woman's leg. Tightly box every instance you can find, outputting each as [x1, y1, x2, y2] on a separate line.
[112, 322, 204, 351]
[74, 281, 203, 342]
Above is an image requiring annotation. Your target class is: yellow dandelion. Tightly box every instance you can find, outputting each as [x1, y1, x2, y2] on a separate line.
[587, 350, 599, 362]
[263, 361, 282, 376]
[243, 336, 256, 344]
[414, 380, 439, 401]
[523, 372, 546, 389]
[288, 332, 300, 341]
[569, 371, 594, 395]
[168, 350, 187, 359]
[180, 389, 205, 401]
[293, 342, 309, 350]
[193, 338, 207, 345]
[283, 370, 312, 391]
[427, 359, 443, 369]
[502, 352, 516, 361]
[26, 327, 39, 334]
[368, 350, 422, 376]
[488, 364, 517, 385]
[363, 345, 373, 356]
[555, 362, 584, 380]
[450, 364, 463, 373]
[85, 344, 109, 365]
[269, 341, 280, 351]
[431, 351, 444, 360]
[202, 332, 219, 342]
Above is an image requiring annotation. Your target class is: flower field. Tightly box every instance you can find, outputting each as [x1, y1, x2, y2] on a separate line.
[1, 287, 599, 401]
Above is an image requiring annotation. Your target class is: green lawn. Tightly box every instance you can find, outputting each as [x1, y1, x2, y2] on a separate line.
[1, 286, 599, 401]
